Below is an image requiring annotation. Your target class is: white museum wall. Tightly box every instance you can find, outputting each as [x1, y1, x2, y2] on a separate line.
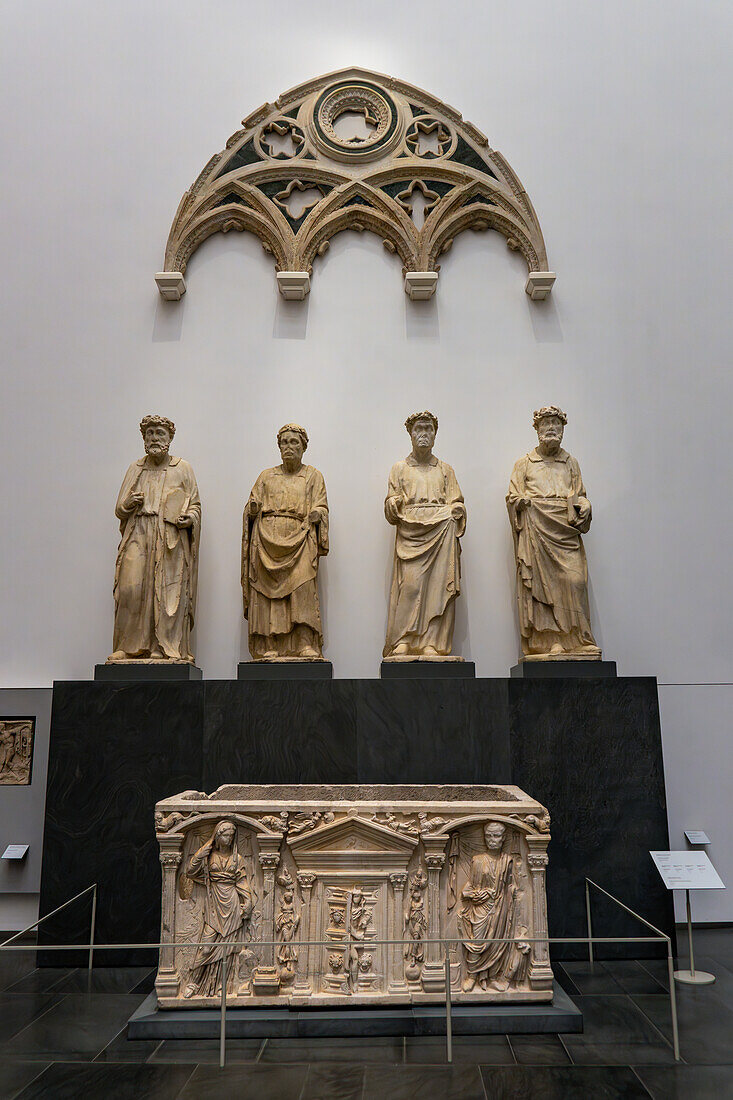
[0, 2, 731, 920]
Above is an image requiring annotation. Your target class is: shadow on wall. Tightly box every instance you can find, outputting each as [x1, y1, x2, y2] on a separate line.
[527, 294, 563, 344]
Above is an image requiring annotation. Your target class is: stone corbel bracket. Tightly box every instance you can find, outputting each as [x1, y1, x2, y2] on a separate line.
[156, 67, 555, 302]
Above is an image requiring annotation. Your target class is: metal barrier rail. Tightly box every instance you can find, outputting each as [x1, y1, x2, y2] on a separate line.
[0, 883, 98, 972]
[0, 882, 681, 1066]
[585, 877, 679, 1061]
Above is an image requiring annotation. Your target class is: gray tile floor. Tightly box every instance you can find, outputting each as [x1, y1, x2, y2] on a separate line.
[0, 929, 731, 1098]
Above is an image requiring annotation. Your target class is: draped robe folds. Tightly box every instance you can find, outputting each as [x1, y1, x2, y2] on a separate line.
[112, 456, 201, 661]
[384, 455, 465, 657]
[506, 448, 597, 655]
[242, 464, 329, 657]
[186, 847, 252, 997]
[459, 851, 528, 983]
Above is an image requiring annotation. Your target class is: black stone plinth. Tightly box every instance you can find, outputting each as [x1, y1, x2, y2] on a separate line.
[511, 660, 617, 678]
[381, 660, 476, 679]
[237, 661, 333, 680]
[94, 663, 202, 681]
[128, 982, 581, 1039]
[39, 675, 672, 967]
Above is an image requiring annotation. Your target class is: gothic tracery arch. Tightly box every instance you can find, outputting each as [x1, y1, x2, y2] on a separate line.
[156, 68, 555, 302]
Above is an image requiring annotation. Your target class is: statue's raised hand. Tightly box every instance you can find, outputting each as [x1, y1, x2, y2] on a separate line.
[125, 490, 144, 512]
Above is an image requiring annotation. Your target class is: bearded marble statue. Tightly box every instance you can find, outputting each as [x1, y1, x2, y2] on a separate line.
[384, 412, 466, 658]
[242, 424, 329, 660]
[108, 415, 200, 664]
[506, 406, 600, 660]
[459, 822, 530, 992]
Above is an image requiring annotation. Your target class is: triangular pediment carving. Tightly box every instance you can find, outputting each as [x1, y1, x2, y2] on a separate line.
[155, 67, 554, 302]
[289, 815, 417, 854]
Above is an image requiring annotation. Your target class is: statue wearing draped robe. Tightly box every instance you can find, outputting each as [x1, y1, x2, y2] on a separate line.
[384, 411, 466, 658]
[184, 821, 253, 998]
[506, 406, 600, 660]
[109, 415, 201, 664]
[459, 822, 530, 992]
[242, 424, 328, 659]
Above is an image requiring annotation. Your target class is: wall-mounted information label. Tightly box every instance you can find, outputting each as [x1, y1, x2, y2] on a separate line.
[650, 850, 725, 891]
[685, 830, 711, 846]
[1, 844, 29, 860]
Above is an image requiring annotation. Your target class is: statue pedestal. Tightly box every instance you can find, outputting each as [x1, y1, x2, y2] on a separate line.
[237, 661, 333, 680]
[94, 663, 202, 681]
[510, 660, 617, 679]
[380, 660, 476, 679]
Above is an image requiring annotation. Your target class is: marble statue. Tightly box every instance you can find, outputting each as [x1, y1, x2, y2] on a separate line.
[459, 822, 530, 992]
[242, 425, 329, 660]
[506, 407, 600, 660]
[384, 412, 466, 659]
[0, 718, 34, 785]
[109, 416, 201, 664]
[183, 821, 253, 998]
[155, 783, 553, 1007]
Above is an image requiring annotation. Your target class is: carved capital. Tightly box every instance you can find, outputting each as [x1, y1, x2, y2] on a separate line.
[389, 872, 408, 890]
[160, 852, 182, 868]
[297, 871, 317, 891]
[425, 854, 445, 871]
[259, 851, 281, 871]
[527, 853, 549, 870]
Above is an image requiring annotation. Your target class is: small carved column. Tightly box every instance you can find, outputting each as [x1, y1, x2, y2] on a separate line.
[252, 837, 282, 996]
[294, 871, 316, 993]
[525, 839, 553, 991]
[421, 836, 448, 991]
[155, 836, 184, 999]
[388, 872, 408, 992]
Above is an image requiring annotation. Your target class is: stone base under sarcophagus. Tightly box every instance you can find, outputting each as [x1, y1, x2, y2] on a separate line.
[154, 784, 553, 1009]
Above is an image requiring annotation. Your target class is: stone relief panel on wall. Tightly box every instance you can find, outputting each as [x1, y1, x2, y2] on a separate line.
[154, 784, 553, 1007]
[0, 718, 35, 785]
[155, 67, 555, 302]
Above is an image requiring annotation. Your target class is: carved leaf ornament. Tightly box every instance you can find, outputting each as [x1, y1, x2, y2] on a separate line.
[156, 67, 555, 302]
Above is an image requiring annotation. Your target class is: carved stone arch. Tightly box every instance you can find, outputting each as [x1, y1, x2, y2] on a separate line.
[156, 67, 555, 302]
[297, 181, 419, 274]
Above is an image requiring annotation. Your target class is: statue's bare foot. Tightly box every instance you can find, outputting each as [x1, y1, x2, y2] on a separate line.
[298, 646, 319, 659]
[150, 647, 165, 659]
[107, 651, 128, 663]
[261, 651, 277, 659]
[422, 646, 440, 657]
[490, 977, 509, 992]
[462, 975, 477, 992]
[549, 643, 565, 655]
[392, 643, 410, 656]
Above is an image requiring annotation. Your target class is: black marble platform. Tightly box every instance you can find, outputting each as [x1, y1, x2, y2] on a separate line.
[237, 661, 333, 680]
[128, 982, 581, 1039]
[380, 660, 476, 679]
[39, 676, 673, 966]
[94, 663, 202, 681]
[510, 661, 617, 678]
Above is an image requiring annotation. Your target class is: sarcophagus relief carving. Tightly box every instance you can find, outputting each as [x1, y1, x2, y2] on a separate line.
[154, 784, 553, 1007]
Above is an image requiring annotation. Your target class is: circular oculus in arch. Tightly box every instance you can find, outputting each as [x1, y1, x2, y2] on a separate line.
[311, 79, 402, 162]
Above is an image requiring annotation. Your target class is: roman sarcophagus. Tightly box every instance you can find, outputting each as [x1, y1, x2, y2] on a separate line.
[154, 784, 553, 1007]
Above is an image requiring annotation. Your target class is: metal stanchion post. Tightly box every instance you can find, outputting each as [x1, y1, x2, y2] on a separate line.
[444, 943, 452, 1064]
[585, 879, 594, 968]
[88, 884, 97, 974]
[666, 940, 680, 1061]
[220, 955, 228, 1068]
